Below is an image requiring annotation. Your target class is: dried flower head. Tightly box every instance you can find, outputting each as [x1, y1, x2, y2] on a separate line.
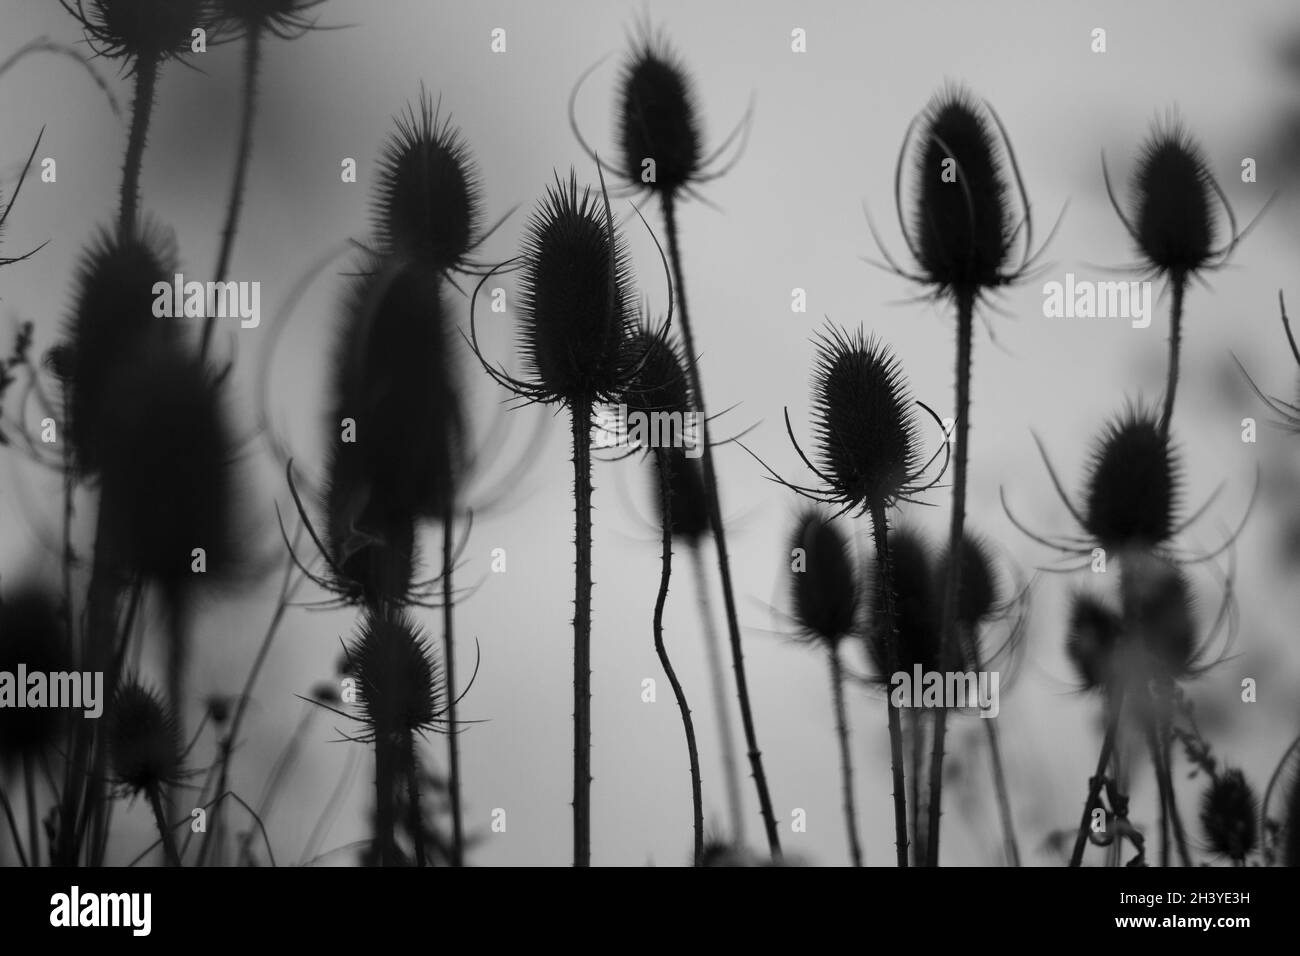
[215, 0, 324, 37]
[622, 322, 691, 419]
[61, 0, 209, 65]
[1083, 408, 1180, 551]
[936, 532, 999, 629]
[1200, 768, 1257, 863]
[0, 586, 70, 765]
[788, 510, 859, 646]
[344, 610, 447, 742]
[654, 447, 709, 545]
[109, 679, 184, 794]
[1065, 592, 1122, 691]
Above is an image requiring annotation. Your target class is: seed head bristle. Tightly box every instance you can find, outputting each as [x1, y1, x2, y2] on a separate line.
[1199, 768, 1257, 862]
[617, 28, 702, 195]
[1130, 121, 1218, 277]
[0, 586, 70, 764]
[373, 91, 483, 274]
[346, 610, 446, 741]
[1082, 405, 1180, 551]
[788, 509, 859, 646]
[518, 170, 636, 405]
[911, 86, 1015, 295]
[109, 679, 184, 794]
[810, 324, 923, 513]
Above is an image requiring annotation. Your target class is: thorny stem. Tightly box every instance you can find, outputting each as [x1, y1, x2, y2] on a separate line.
[654, 453, 704, 865]
[869, 502, 910, 867]
[690, 544, 746, 847]
[909, 709, 926, 865]
[201, 26, 262, 360]
[928, 289, 975, 866]
[118, 52, 159, 238]
[406, 736, 427, 867]
[1159, 275, 1186, 437]
[1069, 688, 1124, 867]
[967, 632, 1020, 866]
[661, 193, 780, 859]
[374, 733, 398, 866]
[571, 398, 593, 867]
[146, 785, 181, 867]
[829, 645, 863, 867]
[442, 496, 465, 866]
[23, 755, 38, 867]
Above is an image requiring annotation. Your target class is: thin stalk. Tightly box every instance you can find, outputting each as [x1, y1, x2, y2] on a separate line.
[1158, 275, 1186, 437]
[441, 498, 465, 865]
[118, 53, 159, 237]
[1069, 689, 1124, 866]
[146, 785, 181, 867]
[689, 543, 745, 847]
[909, 709, 926, 865]
[571, 398, 593, 867]
[828, 645, 863, 867]
[23, 754, 38, 867]
[374, 733, 398, 866]
[0, 786, 29, 866]
[661, 193, 780, 858]
[982, 713, 1020, 866]
[201, 27, 262, 360]
[405, 735, 426, 867]
[928, 289, 975, 866]
[1163, 730, 1192, 867]
[868, 502, 909, 867]
[654, 453, 704, 865]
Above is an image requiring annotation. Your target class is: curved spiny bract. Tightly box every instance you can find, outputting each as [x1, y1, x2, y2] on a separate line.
[788, 509, 859, 647]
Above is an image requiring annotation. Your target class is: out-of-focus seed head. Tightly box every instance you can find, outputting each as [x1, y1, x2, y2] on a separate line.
[216, 0, 322, 35]
[346, 610, 445, 742]
[622, 323, 692, 418]
[1082, 407, 1180, 551]
[617, 31, 702, 195]
[1200, 768, 1257, 862]
[810, 325, 923, 513]
[1130, 123, 1217, 277]
[788, 510, 859, 646]
[61, 223, 178, 476]
[321, 449, 418, 608]
[1065, 591, 1122, 691]
[911, 87, 1015, 294]
[374, 92, 483, 274]
[65, 0, 209, 64]
[0, 586, 70, 765]
[109, 679, 183, 794]
[936, 532, 999, 629]
[518, 171, 636, 405]
[866, 525, 940, 677]
[1119, 549, 1197, 679]
[653, 447, 709, 545]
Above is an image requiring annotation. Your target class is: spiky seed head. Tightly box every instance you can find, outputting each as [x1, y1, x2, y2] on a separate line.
[321, 448, 418, 607]
[216, 0, 321, 33]
[95, 341, 241, 601]
[622, 323, 692, 417]
[788, 510, 859, 645]
[331, 255, 465, 522]
[68, 0, 209, 63]
[1119, 549, 1197, 678]
[810, 326, 922, 512]
[0, 586, 70, 765]
[109, 680, 183, 794]
[911, 87, 1015, 294]
[1200, 768, 1257, 862]
[1065, 592, 1122, 691]
[653, 447, 709, 545]
[617, 32, 702, 195]
[936, 532, 999, 629]
[61, 223, 178, 476]
[866, 525, 940, 677]
[1082, 407, 1180, 551]
[346, 611, 445, 741]
[518, 171, 636, 404]
[1130, 123, 1217, 277]
[374, 93, 483, 273]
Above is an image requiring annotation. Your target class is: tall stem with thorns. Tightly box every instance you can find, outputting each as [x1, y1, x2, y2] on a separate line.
[442, 493, 464, 866]
[118, 53, 159, 236]
[661, 193, 780, 858]
[928, 290, 974, 866]
[1159, 275, 1186, 436]
[571, 398, 593, 867]
[869, 503, 909, 867]
[829, 645, 862, 866]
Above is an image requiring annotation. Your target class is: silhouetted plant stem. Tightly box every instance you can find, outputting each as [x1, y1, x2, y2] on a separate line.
[442, 496, 464, 866]
[869, 502, 909, 867]
[660, 192, 780, 859]
[909, 709, 926, 865]
[829, 645, 862, 866]
[1159, 275, 1187, 437]
[1148, 719, 1172, 866]
[0, 787, 28, 866]
[374, 733, 398, 866]
[654, 453, 703, 865]
[983, 708, 1020, 866]
[928, 289, 975, 867]
[571, 397, 593, 867]
[405, 736, 427, 867]
[201, 26, 262, 361]
[689, 543, 745, 846]
[1070, 689, 1124, 867]
[146, 785, 181, 867]
[118, 52, 159, 237]
[1164, 731, 1192, 866]
[23, 755, 38, 867]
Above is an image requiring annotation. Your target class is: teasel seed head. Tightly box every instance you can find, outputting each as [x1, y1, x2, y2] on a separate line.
[617, 30, 702, 196]
[215, 0, 323, 36]
[911, 86, 1015, 296]
[1064, 591, 1122, 691]
[345, 610, 446, 743]
[0, 585, 70, 765]
[866, 525, 940, 678]
[1129, 122, 1217, 278]
[1200, 768, 1258, 863]
[62, 0, 210, 65]
[373, 90, 484, 275]
[1082, 406, 1180, 552]
[516, 170, 636, 406]
[1119, 549, 1198, 679]
[936, 531, 999, 630]
[788, 509, 859, 646]
[807, 324, 926, 514]
[622, 322, 692, 420]
[653, 447, 709, 545]
[109, 679, 184, 795]
[61, 222, 179, 476]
